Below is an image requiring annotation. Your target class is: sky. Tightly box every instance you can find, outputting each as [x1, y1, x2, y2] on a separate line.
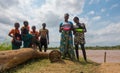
[0, 0, 120, 47]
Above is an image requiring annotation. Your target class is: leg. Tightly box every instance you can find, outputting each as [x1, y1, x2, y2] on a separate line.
[39, 42, 42, 52]
[44, 44, 47, 52]
[75, 44, 79, 60]
[44, 38, 47, 52]
[80, 44, 87, 62]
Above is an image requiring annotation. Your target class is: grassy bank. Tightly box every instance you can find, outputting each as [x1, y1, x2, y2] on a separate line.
[3, 58, 99, 73]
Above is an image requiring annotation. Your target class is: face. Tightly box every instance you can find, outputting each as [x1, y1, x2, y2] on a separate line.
[73, 18, 79, 23]
[15, 23, 20, 29]
[64, 14, 69, 20]
[42, 24, 46, 28]
[24, 23, 28, 27]
[32, 27, 36, 30]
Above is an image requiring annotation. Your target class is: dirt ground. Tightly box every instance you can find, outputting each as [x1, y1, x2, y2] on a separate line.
[97, 63, 120, 73]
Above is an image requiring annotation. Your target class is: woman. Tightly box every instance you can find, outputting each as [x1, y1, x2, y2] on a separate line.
[73, 16, 87, 62]
[59, 13, 75, 60]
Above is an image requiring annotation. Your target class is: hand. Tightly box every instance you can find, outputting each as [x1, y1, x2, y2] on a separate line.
[60, 27, 63, 30]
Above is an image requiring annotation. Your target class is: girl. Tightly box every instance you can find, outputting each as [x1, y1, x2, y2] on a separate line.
[8, 22, 22, 50]
[73, 16, 87, 62]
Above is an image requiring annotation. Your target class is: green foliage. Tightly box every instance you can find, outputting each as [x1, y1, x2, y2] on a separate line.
[85, 45, 120, 50]
[0, 43, 11, 51]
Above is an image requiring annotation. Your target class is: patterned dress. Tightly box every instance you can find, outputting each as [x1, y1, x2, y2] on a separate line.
[74, 23, 86, 45]
[60, 21, 75, 59]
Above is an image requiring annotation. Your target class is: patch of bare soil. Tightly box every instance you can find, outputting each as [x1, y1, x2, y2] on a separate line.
[97, 63, 120, 73]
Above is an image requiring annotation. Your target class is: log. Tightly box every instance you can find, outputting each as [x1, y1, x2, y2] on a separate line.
[0, 48, 61, 71]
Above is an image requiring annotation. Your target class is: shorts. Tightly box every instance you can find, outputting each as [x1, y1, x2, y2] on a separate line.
[40, 38, 47, 48]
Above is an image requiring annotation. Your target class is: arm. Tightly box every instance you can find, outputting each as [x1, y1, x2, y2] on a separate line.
[8, 29, 14, 38]
[47, 30, 49, 44]
[69, 21, 74, 31]
[39, 30, 41, 40]
[59, 23, 63, 33]
[83, 23, 87, 33]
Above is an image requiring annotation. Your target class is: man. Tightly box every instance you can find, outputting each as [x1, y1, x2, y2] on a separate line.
[39, 23, 49, 52]
[73, 16, 87, 62]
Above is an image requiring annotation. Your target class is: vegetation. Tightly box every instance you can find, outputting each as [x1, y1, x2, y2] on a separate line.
[0, 43, 119, 73]
[0, 43, 11, 51]
[49, 45, 120, 50]
[3, 58, 99, 73]
[0, 43, 120, 51]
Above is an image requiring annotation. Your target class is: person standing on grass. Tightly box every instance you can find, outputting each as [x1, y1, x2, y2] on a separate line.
[8, 22, 22, 50]
[30, 26, 40, 49]
[59, 13, 75, 60]
[39, 23, 49, 52]
[73, 16, 87, 62]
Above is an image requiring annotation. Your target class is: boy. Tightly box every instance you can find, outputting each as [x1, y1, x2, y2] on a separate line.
[39, 23, 49, 52]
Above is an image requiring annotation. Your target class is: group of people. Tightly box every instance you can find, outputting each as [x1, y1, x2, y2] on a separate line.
[59, 13, 87, 62]
[8, 21, 49, 52]
[8, 13, 87, 62]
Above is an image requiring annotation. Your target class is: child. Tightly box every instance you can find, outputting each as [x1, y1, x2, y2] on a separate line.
[30, 26, 39, 49]
[21, 27, 33, 48]
[8, 22, 22, 50]
[21, 21, 30, 33]
[39, 23, 49, 52]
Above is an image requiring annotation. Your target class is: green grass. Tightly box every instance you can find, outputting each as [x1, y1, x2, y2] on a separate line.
[0, 43, 11, 51]
[3, 58, 100, 73]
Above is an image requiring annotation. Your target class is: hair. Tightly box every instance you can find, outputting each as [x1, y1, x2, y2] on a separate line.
[42, 23, 46, 26]
[14, 22, 20, 27]
[64, 13, 69, 16]
[73, 16, 79, 20]
[23, 21, 28, 25]
[32, 26, 36, 29]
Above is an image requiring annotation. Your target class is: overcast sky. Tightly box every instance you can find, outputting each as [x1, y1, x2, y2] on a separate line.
[0, 0, 120, 47]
